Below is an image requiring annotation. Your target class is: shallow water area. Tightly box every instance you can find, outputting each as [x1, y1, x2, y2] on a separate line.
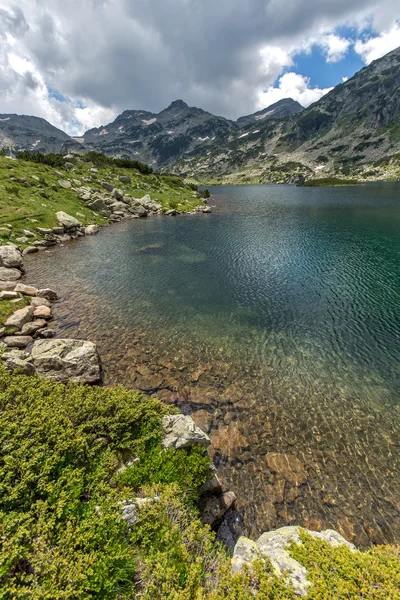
[25, 183, 400, 546]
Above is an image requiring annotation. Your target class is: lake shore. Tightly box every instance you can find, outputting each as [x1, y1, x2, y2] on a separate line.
[15, 181, 400, 550]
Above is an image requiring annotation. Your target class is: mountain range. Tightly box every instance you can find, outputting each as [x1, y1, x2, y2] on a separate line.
[1, 46, 399, 182]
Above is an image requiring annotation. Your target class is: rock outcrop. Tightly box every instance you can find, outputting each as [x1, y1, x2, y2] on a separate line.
[232, 526, 356, 596]
[162, 414, 211, 449]
[31, 338, 102, 384]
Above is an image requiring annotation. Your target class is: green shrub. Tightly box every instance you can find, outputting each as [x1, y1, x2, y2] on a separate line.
[0, 368, 399, 599]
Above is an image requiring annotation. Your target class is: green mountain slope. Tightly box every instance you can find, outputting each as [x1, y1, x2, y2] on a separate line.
[171, 46, 400, 183]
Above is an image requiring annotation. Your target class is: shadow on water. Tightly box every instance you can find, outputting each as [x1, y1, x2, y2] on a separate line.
[25, 183, 400, 547]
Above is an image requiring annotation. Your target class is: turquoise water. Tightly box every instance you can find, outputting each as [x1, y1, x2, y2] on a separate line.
[26, 183, 400, 546]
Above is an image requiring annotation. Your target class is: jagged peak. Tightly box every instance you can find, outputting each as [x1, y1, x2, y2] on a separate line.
[166, 99, 189, 110]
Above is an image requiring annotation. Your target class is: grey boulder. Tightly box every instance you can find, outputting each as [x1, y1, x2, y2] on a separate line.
[3, 336, 33, 349]
[37, 288, 58, 301]
[31, 338, 102, 384]
[0, 267, 22, 281]
[162, 414, 211, 450]
[5, 306, 34, 329]
[58, 180, 72, 189]
[2, 349, 35, 376]
[56, 211, 81, 230]
[0, 246, 23, 269]
[232, 526, 356, 597]
[85, 224, 100, 235]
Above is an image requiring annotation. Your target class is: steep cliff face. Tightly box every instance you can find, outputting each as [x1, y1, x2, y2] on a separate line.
[0, 114, 82, 154]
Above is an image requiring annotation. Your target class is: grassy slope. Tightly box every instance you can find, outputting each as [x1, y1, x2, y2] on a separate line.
[0, 156, 200, 245]
[0, 368, 399, 599]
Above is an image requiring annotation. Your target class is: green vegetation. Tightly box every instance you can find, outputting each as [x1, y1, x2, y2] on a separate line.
[0, 154, 200, 246]
[16, 151, 154, 175]
[0, 367, 399, 599]
[0, 296, 30, 327]
[298, 177, 361, 187]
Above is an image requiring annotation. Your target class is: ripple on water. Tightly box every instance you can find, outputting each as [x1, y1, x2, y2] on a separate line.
[25, 183, 400, 547]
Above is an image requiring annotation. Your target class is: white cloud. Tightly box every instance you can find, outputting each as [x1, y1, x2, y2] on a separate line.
[257, 72, 332, 109]
[320, 34, 351, 62]
[0, 1, 398, 134]
[354, 22, 400, 64]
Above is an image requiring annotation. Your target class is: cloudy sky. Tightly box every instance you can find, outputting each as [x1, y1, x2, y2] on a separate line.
[0, 0, 399, 135]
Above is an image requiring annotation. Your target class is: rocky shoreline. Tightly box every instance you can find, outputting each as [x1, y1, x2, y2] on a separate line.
[16, 171, 212, 253]
[0, 240, 239, 539]
[0, 239, 371, 596]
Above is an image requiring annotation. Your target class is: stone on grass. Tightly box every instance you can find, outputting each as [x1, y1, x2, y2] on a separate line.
[58, 180, 72, 189]
[232, 526, 356, 597]
[56, 211, 81, 230]
[101, 181, 115, 192]
[162, 414, 211, 450]
[33, 306, 52, 319]
[31, 338, 102, 384]
[3, 336, 33, 349]
[0, 246, 23, 269]
[85, 224, 99, 235]
[36, 288, 58, 301]
[119, 175, 131, 184]
[0, 290, 18, 299]
[5, 306, 34, 329]
[14, 283, 38, 296]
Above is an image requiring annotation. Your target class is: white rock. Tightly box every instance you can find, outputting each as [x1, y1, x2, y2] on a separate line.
[232, 526, 356, 597]
[162, 414, 211, 449]
[14, 283, 38, 296]
[0, 246, 23, 269]
[56, 211, 81, 230]
[85, 224, 100, 235]
[31, 338, 102, 384]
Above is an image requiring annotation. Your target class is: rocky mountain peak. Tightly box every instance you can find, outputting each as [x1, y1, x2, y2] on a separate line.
[166, 99, 189, 111]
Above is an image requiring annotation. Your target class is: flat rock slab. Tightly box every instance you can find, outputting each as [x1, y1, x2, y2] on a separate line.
[31, 297, 51, 308]
[31, 338, 102, 383]
[5, 306, 34, 329]
[0, 268, 22, 281]
[3, 336, 33, 348]
[162, 414, 211, 449]
[14, 283, 38, 296]
[33, 306, 52, 319]
[0, 281, 17, 291]
[0, 291, 18, 299]
[58, 180, 72, 189]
